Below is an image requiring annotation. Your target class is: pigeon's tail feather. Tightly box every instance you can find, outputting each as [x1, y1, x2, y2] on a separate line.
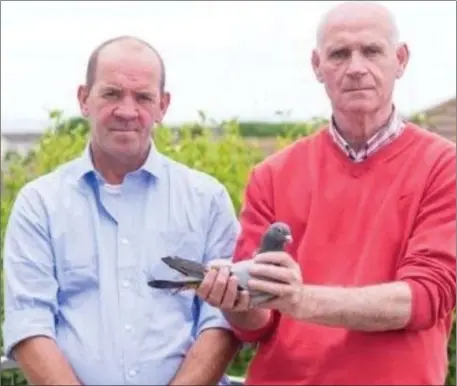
[148, 279, 202, 290]
[161, 256, 207, 279]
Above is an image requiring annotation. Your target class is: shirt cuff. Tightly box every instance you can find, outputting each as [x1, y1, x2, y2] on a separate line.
[3, 309, 56, 360]
[230, 310, 279, 343]
[195, 301, 233, 336]
[403, 279, 433, 330]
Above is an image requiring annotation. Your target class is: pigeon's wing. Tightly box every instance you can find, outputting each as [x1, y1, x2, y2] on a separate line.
[160, 255, 245, 292]
[161, 256, 207, 279]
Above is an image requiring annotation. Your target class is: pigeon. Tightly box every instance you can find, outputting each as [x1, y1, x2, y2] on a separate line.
[148, 221, 293, 306]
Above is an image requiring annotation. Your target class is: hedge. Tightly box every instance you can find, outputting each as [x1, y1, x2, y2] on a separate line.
[1, 111, 455, 385]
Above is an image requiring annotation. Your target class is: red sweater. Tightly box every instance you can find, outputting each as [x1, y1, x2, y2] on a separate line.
[231, 123, 456, 385]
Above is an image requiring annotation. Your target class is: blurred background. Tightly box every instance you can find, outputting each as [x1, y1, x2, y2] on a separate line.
[0, 1, 456, 385]
[1, 0, 456, 151]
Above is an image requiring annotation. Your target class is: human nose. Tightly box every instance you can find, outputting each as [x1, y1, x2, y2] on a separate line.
[346, 52, 368, 77]
[113, 97, 139, 120]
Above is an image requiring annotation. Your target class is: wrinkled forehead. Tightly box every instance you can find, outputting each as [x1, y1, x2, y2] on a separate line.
[318, 11, 396, 51]
[323, 22, 391, 50]
[94, 45, 162, 91]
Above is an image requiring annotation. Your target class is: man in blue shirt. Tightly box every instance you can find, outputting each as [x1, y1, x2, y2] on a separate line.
[2, 36, 241, 385]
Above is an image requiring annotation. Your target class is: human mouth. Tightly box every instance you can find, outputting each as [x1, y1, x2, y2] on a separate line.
[344, 88, 373, 92]
[110, 128, 138, 132]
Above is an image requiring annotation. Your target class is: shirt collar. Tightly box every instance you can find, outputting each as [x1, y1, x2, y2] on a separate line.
[74, 139, 165, 182]
[328, 105, 403, 160]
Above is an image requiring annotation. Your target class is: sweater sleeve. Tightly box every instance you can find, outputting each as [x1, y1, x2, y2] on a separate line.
[233, 166, 275, 262]
[396, 147, 456, 331]
[230, 166, 281, 342]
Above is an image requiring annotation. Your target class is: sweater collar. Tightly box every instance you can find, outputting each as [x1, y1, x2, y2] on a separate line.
[328, 106, 405, 163]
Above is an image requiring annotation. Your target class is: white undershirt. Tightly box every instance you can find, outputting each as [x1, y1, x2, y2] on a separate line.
[102, 183, 122, 195]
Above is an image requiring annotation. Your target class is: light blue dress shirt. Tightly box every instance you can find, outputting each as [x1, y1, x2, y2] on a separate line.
[2, 142, 240, 385]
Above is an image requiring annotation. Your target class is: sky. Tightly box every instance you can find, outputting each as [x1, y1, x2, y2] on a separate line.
[1, 0, 456, 133]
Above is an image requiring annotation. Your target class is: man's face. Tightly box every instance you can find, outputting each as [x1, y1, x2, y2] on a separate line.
[312, 11, 409, 114]
[77, 43, 170, 162]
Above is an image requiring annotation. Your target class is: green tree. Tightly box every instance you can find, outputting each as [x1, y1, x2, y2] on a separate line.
[0, 111, 455, 386]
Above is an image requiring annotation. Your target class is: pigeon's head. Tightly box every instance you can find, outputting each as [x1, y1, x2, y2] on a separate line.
[259, 222, 293, 253]
[268, 222, 293, 243]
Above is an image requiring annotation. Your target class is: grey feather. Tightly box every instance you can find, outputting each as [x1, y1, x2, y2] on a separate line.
[149, 222, 293, 306]
[231, 222, 293, 305]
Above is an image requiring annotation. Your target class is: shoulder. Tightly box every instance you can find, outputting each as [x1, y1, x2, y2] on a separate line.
[405, 122, 455, 169]
[250, 127, 328, 178]
[10, 157, 85, 213]
[406, 122, 455, 151]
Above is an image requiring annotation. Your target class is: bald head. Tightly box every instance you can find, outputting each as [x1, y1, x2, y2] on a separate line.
[86, 35, 166, 92]
[309, 0, 410, 122]
[316, 1, 400, 50]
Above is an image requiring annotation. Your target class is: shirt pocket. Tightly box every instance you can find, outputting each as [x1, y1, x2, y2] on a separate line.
[143, 229, 204, 320]
[53, 209, 99, 306]
[145, 228, 205, 279]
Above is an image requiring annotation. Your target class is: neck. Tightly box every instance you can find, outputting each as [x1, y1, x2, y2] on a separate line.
[332, 103, 394, 151]
[90, 142, 150, 185]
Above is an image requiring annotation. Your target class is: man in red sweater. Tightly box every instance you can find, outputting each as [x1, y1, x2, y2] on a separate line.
[196, 1, 456, 385]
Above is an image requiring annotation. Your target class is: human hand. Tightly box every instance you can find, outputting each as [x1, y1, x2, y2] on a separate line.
[195, 259, 252, 312]
[247, 251, 304, 318]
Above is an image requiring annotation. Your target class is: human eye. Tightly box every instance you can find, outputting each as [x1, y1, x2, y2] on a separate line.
[136, 93, 153, 102]
[363, 45, 383, 57]
[102, 88, 121, 100]
[329, 47, 350, 60]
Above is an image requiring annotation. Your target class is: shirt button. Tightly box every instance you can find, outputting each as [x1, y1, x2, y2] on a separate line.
[122, 280, 130, 288]
[125, 324, 132, 331]
[128, 369, 137, 377]
[120, 238, 129, 245]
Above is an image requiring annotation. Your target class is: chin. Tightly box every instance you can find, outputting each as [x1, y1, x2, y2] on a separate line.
[342, 100, 378, 114]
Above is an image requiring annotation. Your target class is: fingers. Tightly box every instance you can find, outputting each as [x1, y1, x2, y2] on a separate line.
[232, 290, 251, 312]
[248, 263, 296, 284]
[196, 266, 251, 312]
[196, 267, 221, 300]
[247, 278, 291, 297]
[219, 275, 239, 309]
[207, 266, 231, 305]
[207, 259, 233, 270]
[196, 266, 232, 305]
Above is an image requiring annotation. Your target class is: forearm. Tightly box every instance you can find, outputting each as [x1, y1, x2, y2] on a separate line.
[169, 328, 241, 385]
[13, 336, 81, 385]
[297, 281, 412, 331]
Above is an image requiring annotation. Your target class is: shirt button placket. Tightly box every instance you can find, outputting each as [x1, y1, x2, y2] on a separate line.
[118, 233, 138, 381]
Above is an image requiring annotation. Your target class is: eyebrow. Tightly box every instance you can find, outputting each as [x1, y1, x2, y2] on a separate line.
[326, 42, 385, 52]
[99, 85, 156, 95]
[99, 85, 121, 92]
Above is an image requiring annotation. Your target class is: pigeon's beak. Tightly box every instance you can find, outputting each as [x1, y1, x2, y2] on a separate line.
[285, 234, 293, 243]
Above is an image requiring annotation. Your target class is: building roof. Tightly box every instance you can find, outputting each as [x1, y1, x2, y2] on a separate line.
[419, 96, 456, 142]
[1, 132, 43, 142]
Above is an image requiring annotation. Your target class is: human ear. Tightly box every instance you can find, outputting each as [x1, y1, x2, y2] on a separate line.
[311, 49, 324, 83]
[77, 85, 90, 117]
[395, 43, 410, 79]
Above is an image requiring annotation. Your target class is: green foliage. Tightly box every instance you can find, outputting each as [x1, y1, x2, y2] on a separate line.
[0, 111, 455, 385]
[447, 312, 456, 386]
[237, 120, 317, 138]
